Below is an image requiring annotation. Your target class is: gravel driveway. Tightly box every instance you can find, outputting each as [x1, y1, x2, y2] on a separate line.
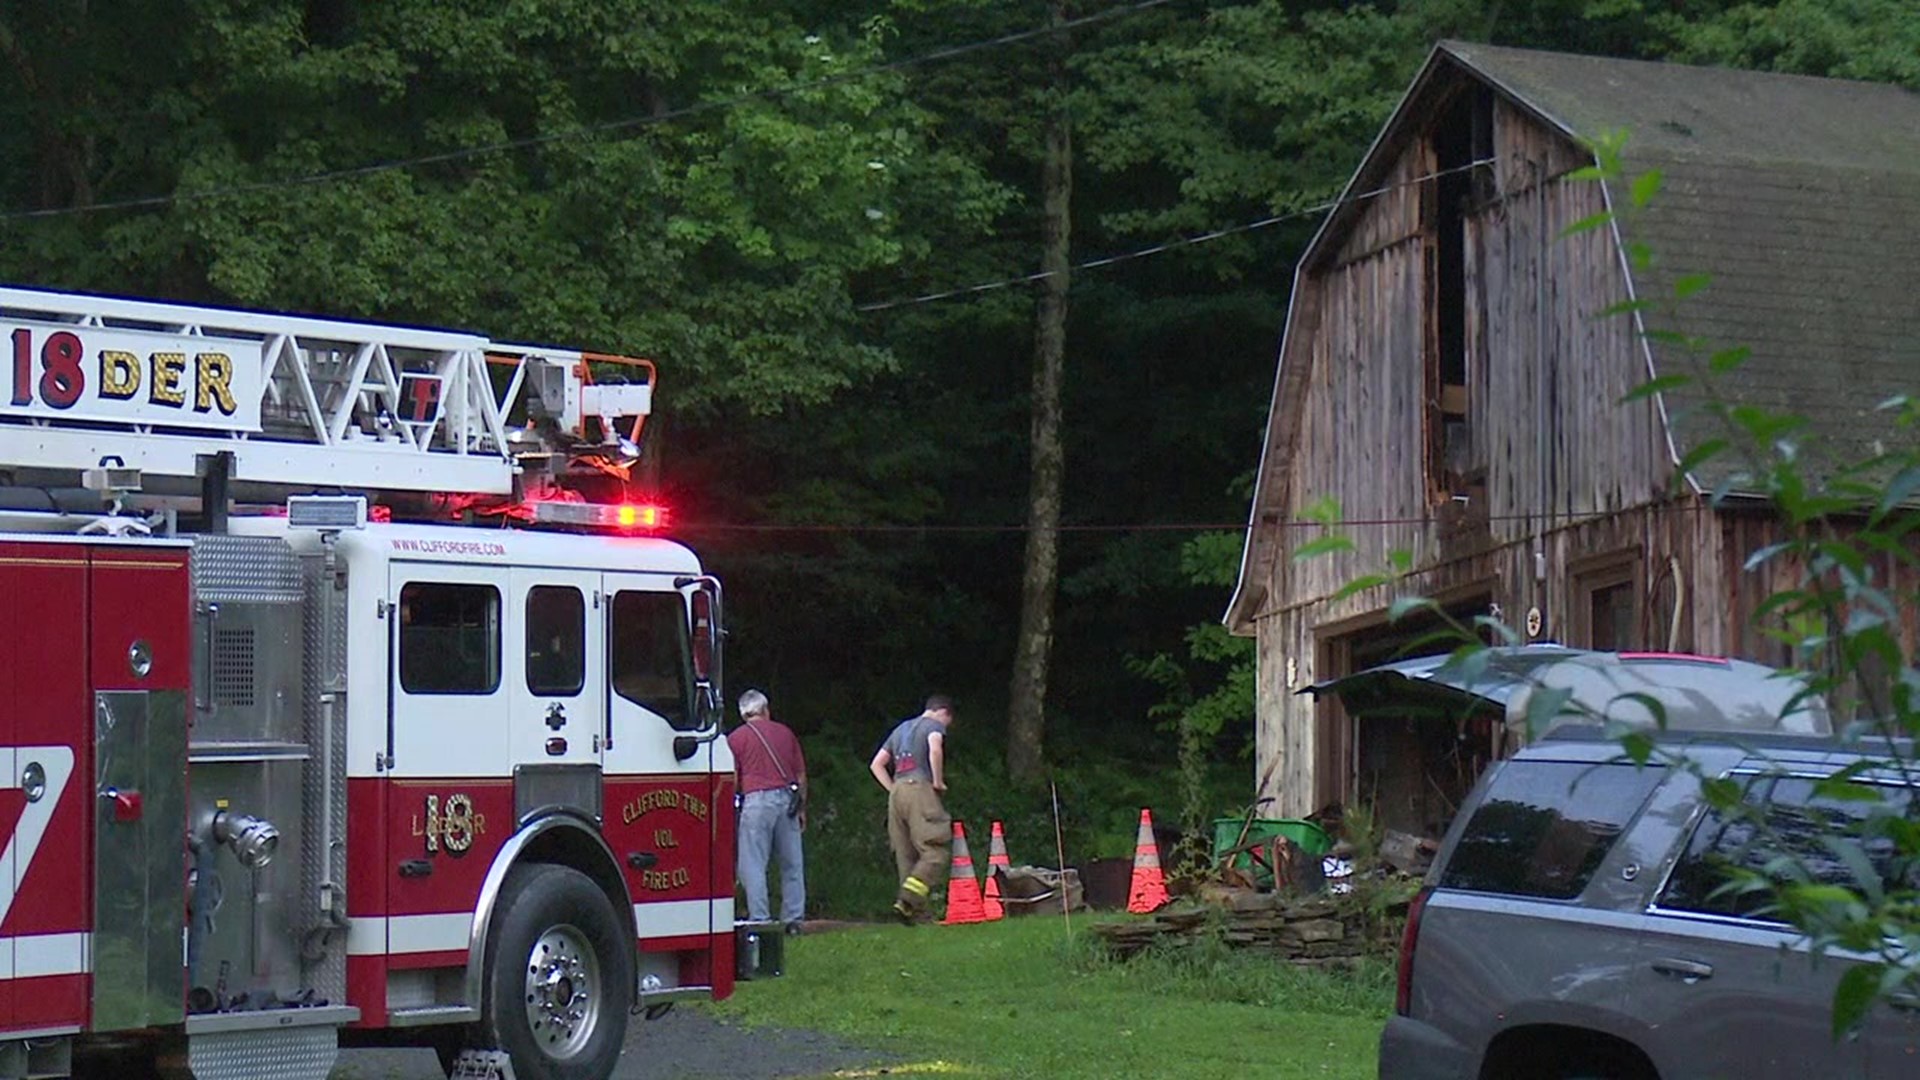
[332, 1007, 901, 1080]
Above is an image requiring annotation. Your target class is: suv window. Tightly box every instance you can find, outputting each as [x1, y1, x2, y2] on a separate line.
[1659, 774, 1917, 921]
[1440, 760, 1664, 899]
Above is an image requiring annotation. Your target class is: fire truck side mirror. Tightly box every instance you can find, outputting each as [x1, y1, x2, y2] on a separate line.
[673, 685, 720, 760]
[677, 576, 724, 757]
[689, 586, 720, 686]
[681, 577, 723, 692]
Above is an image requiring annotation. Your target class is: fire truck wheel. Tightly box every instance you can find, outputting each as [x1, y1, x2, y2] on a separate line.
[481, 862, 633, 1080]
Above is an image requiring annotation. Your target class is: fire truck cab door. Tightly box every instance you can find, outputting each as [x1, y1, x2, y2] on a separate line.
[602, 574, 718, 940]
[508, 569, 605, 769]
[602, 575, 709, 770]
[389, 562, 519, 777]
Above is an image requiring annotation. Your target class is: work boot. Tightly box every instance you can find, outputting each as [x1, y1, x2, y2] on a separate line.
[890, 900, 914, 925]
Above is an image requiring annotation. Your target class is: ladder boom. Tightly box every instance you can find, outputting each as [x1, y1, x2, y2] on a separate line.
[0, 286, 652, 497]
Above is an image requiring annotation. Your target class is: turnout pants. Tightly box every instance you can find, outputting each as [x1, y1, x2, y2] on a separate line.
[887, 778, 950, 912]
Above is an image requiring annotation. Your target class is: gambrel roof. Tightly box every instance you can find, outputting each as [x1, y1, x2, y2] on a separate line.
[1226, 41, 1920, 633]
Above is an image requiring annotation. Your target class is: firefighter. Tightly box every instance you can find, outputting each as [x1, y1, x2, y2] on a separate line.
[867, 695, 955, 922]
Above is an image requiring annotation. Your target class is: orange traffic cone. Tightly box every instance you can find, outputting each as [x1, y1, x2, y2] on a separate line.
[1127, 809, 1170, 914]
[942, 820, 987, 925]
[982, 820, 1012, 921]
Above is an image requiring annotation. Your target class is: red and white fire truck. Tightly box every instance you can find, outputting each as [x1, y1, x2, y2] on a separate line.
[0, 286, 740, 1080]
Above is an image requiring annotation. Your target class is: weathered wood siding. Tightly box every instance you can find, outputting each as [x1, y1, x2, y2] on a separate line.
[1474, 124, 1672, 538]
[1717, 511, 1920, 674]
[1257, 501, 1729, 818]
[1255, 497, 1920, 822]
[1335, 135, 1431, 265]
[1249, 95, 1687, 817]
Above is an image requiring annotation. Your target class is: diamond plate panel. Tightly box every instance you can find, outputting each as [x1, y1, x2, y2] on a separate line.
[192, 534, 303, 604]
[298, 555, 351, 1004]
[188, 1026, 339, 1080]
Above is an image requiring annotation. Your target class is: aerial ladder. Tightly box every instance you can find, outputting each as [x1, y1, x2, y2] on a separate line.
[0, 284, 655, 509]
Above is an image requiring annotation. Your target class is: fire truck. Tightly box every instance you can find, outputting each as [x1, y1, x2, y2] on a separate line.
[0, 286, 740, 1080]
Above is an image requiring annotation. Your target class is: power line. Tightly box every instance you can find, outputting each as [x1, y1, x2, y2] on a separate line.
[0, 0, 1174, 225]
[856, 158, 1497, 312]
[667, 498, 1723, 535]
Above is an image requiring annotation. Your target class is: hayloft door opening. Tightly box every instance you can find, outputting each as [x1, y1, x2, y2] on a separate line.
[1425, 87, 1493, 503]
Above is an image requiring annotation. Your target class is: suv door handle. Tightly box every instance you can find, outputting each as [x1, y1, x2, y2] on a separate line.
[1651, 958, 1714, 982]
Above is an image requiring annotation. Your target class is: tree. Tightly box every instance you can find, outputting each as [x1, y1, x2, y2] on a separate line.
[1004, 0, 1074, 786]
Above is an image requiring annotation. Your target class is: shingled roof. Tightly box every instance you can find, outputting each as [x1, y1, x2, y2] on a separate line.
[1226, 42, 1920, 633]
[1445, 40, 1920, 491]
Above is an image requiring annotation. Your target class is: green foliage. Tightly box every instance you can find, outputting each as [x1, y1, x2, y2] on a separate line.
[1126, 530, 1256, 867]
[0, 0, 1011, 415]
[1656, 0, 1920, 87]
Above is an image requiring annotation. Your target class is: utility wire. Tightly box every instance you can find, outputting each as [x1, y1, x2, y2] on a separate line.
[668, 498, 1726, 535]
[0, 0, 1174, 225]
[857, 157, 1497, 311]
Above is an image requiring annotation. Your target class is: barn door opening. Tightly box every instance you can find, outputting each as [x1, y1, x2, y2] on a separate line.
[1316, 590, 1498, 838]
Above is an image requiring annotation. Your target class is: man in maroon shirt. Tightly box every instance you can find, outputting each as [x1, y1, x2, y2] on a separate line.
[727, 689, 807, 934]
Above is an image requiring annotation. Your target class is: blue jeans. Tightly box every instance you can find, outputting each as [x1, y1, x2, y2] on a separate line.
[737, 789, 805, 923]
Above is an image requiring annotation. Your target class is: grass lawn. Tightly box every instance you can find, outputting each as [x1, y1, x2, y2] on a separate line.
[707, 914, 1390, 1079]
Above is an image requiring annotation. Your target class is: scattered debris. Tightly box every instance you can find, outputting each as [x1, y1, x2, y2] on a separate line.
[1322, 856, 1355, 894]
[1379, 829, 1440, 876]
[1090, 804, 1431, 965]
[1089, 889, 1400, 967]
[993, 865, 1086, 916]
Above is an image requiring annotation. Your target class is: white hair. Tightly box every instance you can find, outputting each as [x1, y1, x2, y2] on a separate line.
[737, 689, 769, 718]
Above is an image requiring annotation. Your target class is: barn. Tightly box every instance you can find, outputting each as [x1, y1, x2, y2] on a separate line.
[1224, 41, 1920, 833]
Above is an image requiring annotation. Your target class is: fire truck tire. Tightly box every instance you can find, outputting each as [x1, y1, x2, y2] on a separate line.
[478, 862, 633, 1080]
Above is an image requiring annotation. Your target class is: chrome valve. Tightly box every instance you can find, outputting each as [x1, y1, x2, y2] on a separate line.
[212, 810, 280, 869]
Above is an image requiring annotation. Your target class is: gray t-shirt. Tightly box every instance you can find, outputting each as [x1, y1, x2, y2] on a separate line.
[881, 715, 943, 782]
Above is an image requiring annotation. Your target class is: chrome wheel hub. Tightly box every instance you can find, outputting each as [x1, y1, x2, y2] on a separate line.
[524, 924, 601, 1060]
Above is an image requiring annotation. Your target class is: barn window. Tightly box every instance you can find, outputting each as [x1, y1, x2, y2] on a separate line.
[1570, 551, 1642, 651]
[1426, 85, 1494, 502]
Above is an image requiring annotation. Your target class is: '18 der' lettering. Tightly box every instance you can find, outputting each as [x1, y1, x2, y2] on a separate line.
[9, 328, 238, 416]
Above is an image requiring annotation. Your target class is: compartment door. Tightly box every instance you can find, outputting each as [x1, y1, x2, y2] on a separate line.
[87, 545, 190, 1032]
[388, 563, 510, 779]
[0, 541, 34, 1032]
[1, 542, 88, 1032]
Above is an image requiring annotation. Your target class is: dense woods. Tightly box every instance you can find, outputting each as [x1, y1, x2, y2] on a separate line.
[4, 0, 1917, 911]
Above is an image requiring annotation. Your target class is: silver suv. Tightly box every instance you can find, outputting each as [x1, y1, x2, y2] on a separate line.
[1382, 730, 1920, 1079]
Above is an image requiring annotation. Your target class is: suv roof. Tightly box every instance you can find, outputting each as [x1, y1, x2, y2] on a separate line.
[1521, 724, 1907, 773]
[1308, 645, 1832, 737]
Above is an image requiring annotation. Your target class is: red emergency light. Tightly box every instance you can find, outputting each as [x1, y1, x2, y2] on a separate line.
[530, 500, 669, 533]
